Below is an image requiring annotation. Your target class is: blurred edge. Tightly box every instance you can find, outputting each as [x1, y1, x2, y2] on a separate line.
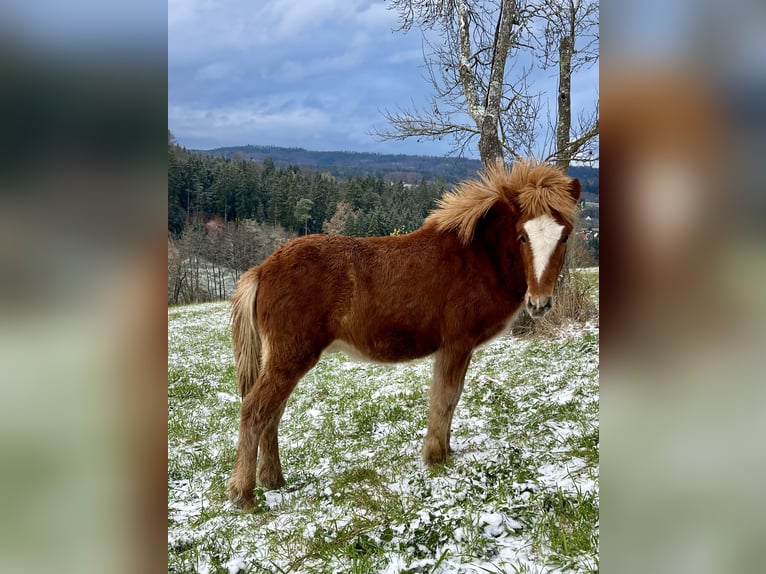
[2, 0, 765, 573]
[601, 0, 766, 573]
[0, 3, 167, 574]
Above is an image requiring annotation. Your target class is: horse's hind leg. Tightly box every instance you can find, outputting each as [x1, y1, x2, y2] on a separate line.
[423, 347, 472, 466]
[228, 353, 319, 509]
[256, 402, 287, 490]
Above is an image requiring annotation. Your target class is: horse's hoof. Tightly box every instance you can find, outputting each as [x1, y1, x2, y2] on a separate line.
[424, 454, 448, 467]
[257, 474, 286, 491]
[227, 483, 254, 511]
[423, 446, 448, 467]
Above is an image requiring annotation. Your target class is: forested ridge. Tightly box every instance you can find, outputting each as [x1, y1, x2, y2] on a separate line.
[195, 144, 488, 184]
[169, 139, 449, 239]
[169, 136, 598, 239]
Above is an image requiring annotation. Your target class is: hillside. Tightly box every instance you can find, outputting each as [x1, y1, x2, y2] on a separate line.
[168, 276, 599, 572]
[193, 145, 483, 183]
[193, 144, 599, 195]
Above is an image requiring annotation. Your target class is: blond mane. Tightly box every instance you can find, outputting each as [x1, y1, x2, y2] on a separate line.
[424, 159, 578, 244]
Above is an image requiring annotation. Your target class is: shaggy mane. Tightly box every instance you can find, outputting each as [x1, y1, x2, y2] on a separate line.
[424, 159, 578, 244]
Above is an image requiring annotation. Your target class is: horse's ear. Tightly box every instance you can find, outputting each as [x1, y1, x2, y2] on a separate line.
[569, 178, 582, 202]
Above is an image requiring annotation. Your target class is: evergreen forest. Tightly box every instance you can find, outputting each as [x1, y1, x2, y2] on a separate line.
[168, 138, 449, 240]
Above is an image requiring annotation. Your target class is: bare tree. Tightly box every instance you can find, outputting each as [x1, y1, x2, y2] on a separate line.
[377, 0, 598, 168]
[168, 220, 295, 306]
[378, 0, 535, 166]
[226, 220, 295, 276]
[536, 0, 599, 169]
[167, 223, 210, 305]
[323, 202, 354, 235]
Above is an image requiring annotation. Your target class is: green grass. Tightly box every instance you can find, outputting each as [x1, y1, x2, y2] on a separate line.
[168, 286, 599, 573]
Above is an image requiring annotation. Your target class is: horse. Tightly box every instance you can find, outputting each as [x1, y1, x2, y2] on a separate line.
[227, 159, 581, 509]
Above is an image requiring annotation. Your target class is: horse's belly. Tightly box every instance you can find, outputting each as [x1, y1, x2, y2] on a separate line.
[324, 331, 438, 363]
[323, 340, 374, 362]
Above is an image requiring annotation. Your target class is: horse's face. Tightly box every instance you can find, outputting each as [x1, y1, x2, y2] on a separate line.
[517, 212, 573, 318]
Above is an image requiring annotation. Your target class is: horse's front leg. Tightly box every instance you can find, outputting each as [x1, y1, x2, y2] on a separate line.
[423, 347, 472, 466]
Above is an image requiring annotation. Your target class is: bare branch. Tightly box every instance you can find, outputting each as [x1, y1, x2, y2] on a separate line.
[381, 0, 598, 168]
[456, 0, 485, 124]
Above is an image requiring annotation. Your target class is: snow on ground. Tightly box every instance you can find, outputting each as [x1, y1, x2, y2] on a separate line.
[169, 301, 599, 573]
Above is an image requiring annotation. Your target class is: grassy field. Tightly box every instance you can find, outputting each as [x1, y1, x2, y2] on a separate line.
[168, 277, 599, 573]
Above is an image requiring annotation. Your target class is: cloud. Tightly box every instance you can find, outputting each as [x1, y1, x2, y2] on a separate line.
[193, 61, 237, 82]
[168, 0, 597, 158]
[384, 47, 424, 65]
[168, 0, 436, 153]
[260, 0, 352, 40]
[170, 100, 330, 135]
[168, 95, 403, 154]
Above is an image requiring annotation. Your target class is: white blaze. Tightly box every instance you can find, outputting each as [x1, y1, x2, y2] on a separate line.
[523, 214, 564, 282]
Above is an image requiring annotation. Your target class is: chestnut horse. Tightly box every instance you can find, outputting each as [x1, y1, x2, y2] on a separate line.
[228, 160, 581, 509]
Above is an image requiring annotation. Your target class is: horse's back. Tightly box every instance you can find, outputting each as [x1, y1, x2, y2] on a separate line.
[255, 232, 449, 362]
[256, 233, 357, 327]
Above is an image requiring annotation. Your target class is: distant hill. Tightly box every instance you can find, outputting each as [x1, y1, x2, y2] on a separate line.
[568, 165, 599, 203]
[193, 144, 598, 197]
[193, 145, 485, 184]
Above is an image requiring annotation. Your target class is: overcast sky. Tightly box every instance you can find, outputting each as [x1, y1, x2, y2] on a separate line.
[168, 0, 598, 158]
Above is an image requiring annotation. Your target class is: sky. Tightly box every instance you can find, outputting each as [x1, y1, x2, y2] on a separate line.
[168, 0, 599, 158]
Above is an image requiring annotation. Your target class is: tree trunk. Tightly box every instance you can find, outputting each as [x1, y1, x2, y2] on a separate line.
[479, 0, 517, 168]
[556, 35, 573, 171]
[478, 114, 504, 167]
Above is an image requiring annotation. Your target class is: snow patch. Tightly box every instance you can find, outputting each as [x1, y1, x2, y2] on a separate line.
[225, 555, 246, 574]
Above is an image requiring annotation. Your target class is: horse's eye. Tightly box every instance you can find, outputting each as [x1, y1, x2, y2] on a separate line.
[561, 235, 569, 244]
[519, 234, 527, 244]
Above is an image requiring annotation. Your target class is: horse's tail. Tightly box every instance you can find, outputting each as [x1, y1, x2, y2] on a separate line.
[231, 268, 262, 399]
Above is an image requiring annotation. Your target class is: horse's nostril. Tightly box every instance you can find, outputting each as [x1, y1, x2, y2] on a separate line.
[527, 298, 551, 311]
[525, 296, 552, 318]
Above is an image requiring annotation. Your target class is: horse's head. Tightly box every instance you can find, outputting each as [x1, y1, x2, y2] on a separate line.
[516, 178, 581, 318]
[422, 160, 582, 319]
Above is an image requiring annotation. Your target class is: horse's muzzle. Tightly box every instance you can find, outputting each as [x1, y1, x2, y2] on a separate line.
[526, 296, 552, 318]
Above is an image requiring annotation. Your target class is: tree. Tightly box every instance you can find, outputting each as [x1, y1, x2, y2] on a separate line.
[293, 198, 314, 235]
[536, 0, 599, 169]
[323, 201, 353, 235]
[343, 177, 366, 211]
[378, 0, 598, 168]
[168, 134, 185, 237]
[306, 173, 337, 234]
